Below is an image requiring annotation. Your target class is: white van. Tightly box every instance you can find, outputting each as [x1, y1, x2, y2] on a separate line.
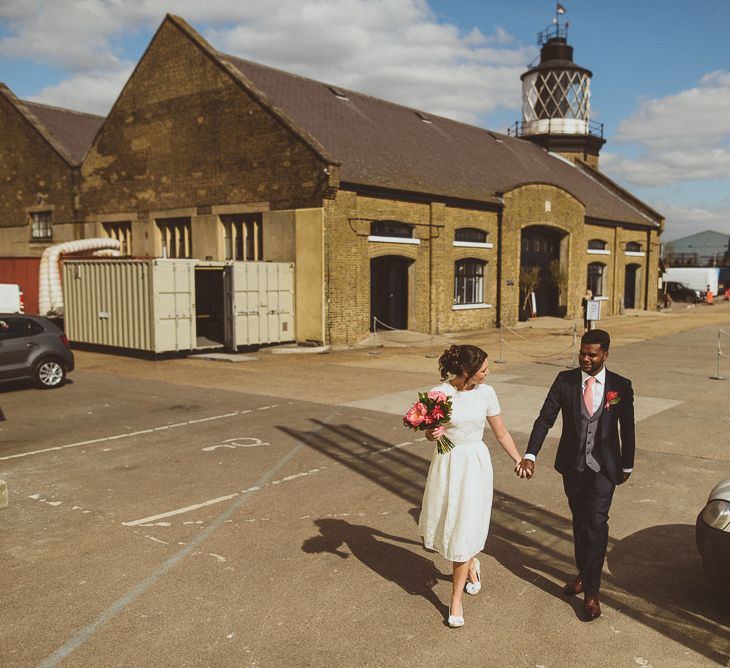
[0, 284, 24, 313]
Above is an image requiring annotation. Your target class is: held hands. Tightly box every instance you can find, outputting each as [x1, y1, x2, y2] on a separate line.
[515, 458, 534, 479]
[425, 426, 444, 442]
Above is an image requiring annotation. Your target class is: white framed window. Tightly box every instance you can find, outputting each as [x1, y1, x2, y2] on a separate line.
[454, 259, 485, 305]
[624, 241, 645, 257]
[587, 238, 610, 255]
[454, 227, 492, 249]
[30, 211, 53, 241]
[157, 217, 191, 258]
[587, 262, 605, 297]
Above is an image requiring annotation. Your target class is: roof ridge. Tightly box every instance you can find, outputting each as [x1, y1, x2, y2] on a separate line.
[20, 99, 105, 120]
[0, 83, 76, 166]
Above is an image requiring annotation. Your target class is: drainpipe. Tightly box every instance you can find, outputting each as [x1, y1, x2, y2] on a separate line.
[496, 206, 503, 328]
[644, 228, 651, 310]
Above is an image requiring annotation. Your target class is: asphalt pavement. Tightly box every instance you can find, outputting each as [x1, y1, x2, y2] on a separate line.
[1, 303, 729, 667]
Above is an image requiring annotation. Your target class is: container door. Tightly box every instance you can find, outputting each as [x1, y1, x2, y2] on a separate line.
[152, 260, 196, 352]
[227, 262, 295, 347]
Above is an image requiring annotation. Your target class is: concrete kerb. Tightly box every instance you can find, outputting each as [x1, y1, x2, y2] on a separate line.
[0, 478, 7, 509]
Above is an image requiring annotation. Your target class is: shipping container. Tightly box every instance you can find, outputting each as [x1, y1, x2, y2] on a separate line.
[0, 257, 41, 314]
[63, 259, 295, 353]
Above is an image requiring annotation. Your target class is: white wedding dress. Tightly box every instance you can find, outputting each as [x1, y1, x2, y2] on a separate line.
[418, 381, 501, 562]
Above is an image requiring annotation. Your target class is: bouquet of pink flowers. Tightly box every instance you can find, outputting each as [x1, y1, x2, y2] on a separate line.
[403, 390, 454, 454]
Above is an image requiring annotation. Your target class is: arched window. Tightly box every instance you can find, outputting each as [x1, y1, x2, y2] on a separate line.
[625, 241, 642, 252]
[587, 262, 605, 297]
[454, 259, 485, 305]
[588, 239, 607, 251]
[454, 228, 488, 244]
[370, 220, 412, 238]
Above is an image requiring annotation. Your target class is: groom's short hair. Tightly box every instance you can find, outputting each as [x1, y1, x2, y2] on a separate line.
[581, 328, 610, 351]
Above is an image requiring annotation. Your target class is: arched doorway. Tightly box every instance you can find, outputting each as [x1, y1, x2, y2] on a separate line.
[624, 263, 641, 309]
[520, 226, 565, 319]
[370, 255, 411, 330]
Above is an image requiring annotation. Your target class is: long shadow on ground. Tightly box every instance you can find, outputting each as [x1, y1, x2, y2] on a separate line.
[280, 420, 730, 664]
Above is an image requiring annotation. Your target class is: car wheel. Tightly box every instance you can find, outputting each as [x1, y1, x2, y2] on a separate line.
[32, 358, 67, 389]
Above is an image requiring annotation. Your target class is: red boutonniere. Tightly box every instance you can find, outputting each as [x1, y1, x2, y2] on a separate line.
[605, 391, 621, 411]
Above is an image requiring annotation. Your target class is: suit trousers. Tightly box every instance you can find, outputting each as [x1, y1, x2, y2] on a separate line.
[562, 468, 616, 596]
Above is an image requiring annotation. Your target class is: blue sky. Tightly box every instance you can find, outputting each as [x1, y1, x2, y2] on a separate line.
[1, 0, 729, 241]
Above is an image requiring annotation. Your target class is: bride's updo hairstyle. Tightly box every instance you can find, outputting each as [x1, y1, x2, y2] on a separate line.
[438, 344, 487, 381]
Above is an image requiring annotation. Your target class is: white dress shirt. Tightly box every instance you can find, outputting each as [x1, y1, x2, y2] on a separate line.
[524, 366, 632, 473]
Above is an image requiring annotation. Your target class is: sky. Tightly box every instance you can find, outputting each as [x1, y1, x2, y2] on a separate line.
[1, 0, 729, 241]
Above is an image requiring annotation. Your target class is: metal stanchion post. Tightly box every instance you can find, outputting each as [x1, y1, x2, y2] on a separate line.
[494, 322, 507, 364]
[710, 328, 725, 380]
[567, 323, 577, 369]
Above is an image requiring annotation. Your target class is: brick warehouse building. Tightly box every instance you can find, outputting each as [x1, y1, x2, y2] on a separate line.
[0, 14, 662, 346]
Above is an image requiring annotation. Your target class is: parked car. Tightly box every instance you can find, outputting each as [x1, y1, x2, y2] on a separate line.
[0, 314, 74, 389]
[0, 284, 24, 313]
[695, 477, 730, 595]
[664, 281, 702, 303]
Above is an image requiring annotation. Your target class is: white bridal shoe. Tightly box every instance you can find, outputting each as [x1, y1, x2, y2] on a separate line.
[465, 557, 481, 595]
[448, 605, 465, 628]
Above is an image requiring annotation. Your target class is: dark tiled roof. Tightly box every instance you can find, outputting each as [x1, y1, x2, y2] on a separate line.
[21, 100, 104, 165]
[220, 52, 660, 227]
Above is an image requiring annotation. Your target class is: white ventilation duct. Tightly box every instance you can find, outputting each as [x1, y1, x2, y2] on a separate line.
[38, 238, 121, 316]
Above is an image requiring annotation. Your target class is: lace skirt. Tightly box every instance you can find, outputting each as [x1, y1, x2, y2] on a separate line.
[418, 439, 493, 562]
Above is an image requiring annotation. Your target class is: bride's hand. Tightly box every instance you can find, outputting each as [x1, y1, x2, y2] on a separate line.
[425, 426, 444, 441]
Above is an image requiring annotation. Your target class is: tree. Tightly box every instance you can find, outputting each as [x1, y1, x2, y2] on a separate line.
[519, 265, 541, 312]
[548, 259, 568, 304]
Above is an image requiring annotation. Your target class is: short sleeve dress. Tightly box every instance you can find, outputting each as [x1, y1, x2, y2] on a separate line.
[418, 381, 501, 562]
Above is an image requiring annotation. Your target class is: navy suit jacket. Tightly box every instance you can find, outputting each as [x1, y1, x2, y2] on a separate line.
[526, 368, 635, 485]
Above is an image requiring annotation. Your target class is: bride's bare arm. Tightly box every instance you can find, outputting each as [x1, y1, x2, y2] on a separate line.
[486, 414, 522, 465]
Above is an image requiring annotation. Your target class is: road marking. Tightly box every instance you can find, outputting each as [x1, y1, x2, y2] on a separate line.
[37, 439, 307, 668]
[202, 436, 270, 452]
[121, 440, 417, 526]
[0, 404, 293, 462]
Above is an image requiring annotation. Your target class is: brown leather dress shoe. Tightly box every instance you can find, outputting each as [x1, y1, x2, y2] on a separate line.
[583, 596, 601, 621]
[562, 577, 583, 596]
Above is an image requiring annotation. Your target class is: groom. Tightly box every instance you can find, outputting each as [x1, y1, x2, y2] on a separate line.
[516, 328, 635, 620]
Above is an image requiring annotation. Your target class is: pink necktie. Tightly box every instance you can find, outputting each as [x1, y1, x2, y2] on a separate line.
[583, 376, 595, 415]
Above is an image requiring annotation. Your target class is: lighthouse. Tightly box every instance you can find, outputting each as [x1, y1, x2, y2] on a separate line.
[510, 9, 606, 167]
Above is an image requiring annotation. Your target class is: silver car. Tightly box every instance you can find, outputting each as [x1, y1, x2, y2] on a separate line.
[0, 314, 74, 389]
[695, 477, 730, 594]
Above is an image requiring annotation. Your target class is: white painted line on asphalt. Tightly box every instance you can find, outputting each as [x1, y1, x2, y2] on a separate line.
[122, 494, 240, 526]
[37, 439, 308, 668]
[0, 403, 293, 462]
[121, 439, 419, 526]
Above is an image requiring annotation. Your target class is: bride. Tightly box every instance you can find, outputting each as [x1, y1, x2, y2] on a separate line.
[419, 344, 525, 627]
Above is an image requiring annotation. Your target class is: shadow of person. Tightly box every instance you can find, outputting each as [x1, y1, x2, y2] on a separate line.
[303, 518, 449, 618]
[607, 523, 730, 663]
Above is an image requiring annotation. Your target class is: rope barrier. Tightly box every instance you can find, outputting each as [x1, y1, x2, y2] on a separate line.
[371, 317, 440, 346]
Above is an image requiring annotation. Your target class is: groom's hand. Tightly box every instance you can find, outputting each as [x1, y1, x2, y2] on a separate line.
[515, 459, 534, 479]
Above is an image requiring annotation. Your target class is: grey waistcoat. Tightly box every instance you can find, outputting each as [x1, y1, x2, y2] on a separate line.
[577, 391, 604, 472]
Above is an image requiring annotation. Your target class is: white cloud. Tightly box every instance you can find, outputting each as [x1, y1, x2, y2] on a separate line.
[647, 200, 730, 242]
[27, 67, 134, 116]
[0, 0, 534, 123]
[604, 70, 730, 187]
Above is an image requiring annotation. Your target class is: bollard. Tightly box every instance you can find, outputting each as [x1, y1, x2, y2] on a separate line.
[710, 328, 726, 380]
[0, 479, 7, 509]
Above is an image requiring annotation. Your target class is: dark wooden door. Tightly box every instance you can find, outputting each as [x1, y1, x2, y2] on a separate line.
[624, 264, 638, 309]
[520, 228, 560, 318]
[371, 256, 409, 330]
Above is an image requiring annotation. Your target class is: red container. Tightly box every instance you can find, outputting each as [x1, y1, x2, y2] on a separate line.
[0, 257, 42, 314]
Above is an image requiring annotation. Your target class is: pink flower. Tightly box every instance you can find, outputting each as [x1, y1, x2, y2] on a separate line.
[430, 406, 445, 420]
[404, 402, 428, 427]
[427, 390, 448, 402]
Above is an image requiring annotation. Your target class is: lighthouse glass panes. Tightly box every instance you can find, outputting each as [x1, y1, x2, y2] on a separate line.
[522, 69, 590, 135]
